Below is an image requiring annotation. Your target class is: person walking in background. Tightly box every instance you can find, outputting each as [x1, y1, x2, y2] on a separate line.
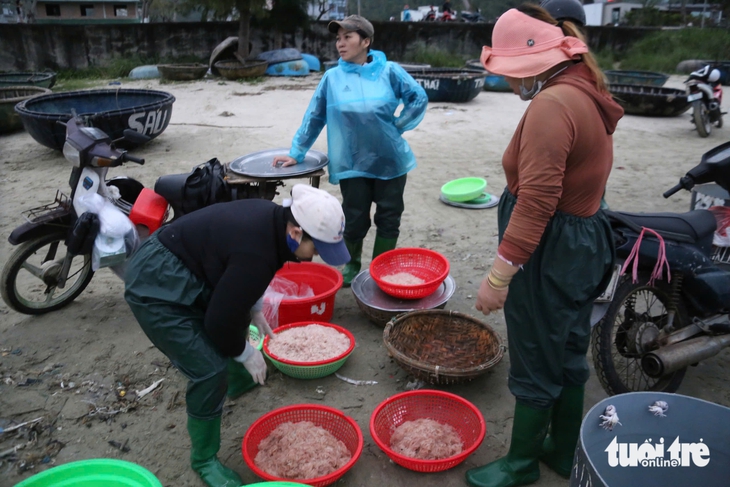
[124, 185, 349, 487]
[402, 4, 412, 21]
[272, 15, 428, 287]
[468, 5, 622, 487]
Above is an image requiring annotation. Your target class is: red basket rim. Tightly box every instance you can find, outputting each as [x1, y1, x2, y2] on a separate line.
[242, 404, 364, 485]
[276, 261, 344, 305]
[368, 389, 486, 467]
[263, 321, 355, 367]
[369, 248, 450, 291]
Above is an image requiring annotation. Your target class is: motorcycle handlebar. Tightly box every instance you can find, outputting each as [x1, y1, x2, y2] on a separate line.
[662, 184, 683, 198]
[121, 153, 145, 165]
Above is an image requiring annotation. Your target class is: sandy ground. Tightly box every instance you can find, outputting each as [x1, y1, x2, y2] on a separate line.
[1, 73, 729, 487]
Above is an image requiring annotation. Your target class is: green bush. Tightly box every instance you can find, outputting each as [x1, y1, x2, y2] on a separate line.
[401, 41, 469, 68]
[619, 28, 730, 72]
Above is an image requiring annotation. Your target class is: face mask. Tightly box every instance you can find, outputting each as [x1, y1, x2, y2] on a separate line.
[519, 77, 543, 101]
[286, 232, 302, 253]
[518, 66, 570, 101]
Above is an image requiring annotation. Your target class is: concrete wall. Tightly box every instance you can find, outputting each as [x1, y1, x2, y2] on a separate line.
[0, 20, 657, 72]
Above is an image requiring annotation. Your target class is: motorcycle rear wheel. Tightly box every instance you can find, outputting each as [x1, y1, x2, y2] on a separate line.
[592, 275, 687, 395]
[1, 232, 94, 315]
[693, 100, 712, 137]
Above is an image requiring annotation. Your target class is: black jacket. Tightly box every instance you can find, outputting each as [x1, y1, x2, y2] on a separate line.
[158, 199, 297, 356]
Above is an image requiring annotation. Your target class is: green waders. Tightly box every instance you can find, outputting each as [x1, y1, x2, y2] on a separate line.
[466, 189, 614, 487]
[124, 235, 251, 487]
[339, 175, 407, 286]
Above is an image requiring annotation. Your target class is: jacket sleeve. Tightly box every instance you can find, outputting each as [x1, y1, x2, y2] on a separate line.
[203, 255, 270, 357]
[289, 75, 329, 162]
[389, 64, 428, 133]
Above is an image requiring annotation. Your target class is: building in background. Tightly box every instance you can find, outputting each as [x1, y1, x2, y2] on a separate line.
[307, 0, 346, 20]
[34, 0, 140, 23]
[583, 0, 723, 26]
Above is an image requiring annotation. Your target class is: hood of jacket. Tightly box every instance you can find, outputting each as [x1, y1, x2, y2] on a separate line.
[546, 62, 624, 135]
[338, 50, 387, 81]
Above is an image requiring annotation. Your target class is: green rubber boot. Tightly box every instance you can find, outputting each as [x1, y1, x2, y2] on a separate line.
[372, 235, 397, 259]
[341, 239, 363, 287]
[188, 416, 243, 487]
[465, 402, 552, 487]
[540, 386, 585, 478]
[226, 359, 258, 399]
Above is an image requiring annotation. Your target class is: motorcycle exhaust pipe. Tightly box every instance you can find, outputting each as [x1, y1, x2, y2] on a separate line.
[642, 334, 730, 378]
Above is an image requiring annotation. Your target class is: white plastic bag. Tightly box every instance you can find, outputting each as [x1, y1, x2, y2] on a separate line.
[78, 193, 139, 270]
[261, 276, 315, 329]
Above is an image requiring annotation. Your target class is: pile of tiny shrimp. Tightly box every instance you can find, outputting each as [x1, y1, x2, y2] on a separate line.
[381, 272, 425, 286]
[255, 421, 351, 479]
[268, 324, 350, 362]
[390, 418, 463, 460]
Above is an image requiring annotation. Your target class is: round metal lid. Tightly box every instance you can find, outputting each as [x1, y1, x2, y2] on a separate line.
[229, 148, 328, 178]
[351, 270, 456, 312]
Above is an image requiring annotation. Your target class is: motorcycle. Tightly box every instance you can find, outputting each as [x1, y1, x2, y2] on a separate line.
[1, 116, 275, 315]
[685, 65, 724, 138]
[460, 9, 484, 22]
[591, 141, 730, 395]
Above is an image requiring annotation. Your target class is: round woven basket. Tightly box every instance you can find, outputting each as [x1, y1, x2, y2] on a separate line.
[383, 310, 504, 385]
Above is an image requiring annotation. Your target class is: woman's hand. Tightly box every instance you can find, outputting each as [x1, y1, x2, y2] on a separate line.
[475, 273, 509, 315]
[272, 155, 297, 167]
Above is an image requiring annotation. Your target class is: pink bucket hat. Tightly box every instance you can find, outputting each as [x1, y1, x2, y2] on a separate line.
[481, 9, 588, 78]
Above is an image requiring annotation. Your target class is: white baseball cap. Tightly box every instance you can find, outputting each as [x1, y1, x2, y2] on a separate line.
[290, 184, 350, 266]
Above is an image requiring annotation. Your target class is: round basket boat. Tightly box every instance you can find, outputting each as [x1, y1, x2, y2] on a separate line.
[215, 60, 268, 80]
[14, 89, 175, 150]
[609, 84, 691, 117]
[0, 71, 56, 89]
[405, 68, 486, 103]
[383, 309, 504, 385]
[0, 86, 51, 134]
[466, 59, 511, 92]
[604, 70, 669, 87]
[157, 63, 208, 81]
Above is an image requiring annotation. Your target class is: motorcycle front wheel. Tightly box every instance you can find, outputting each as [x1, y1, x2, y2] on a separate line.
[693, 100, 712, 137]
[592, 275, 687, 395]
[1, 232, 94, 315]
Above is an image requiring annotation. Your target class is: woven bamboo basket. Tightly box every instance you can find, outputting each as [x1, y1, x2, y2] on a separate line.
[383, 310, 504, 385]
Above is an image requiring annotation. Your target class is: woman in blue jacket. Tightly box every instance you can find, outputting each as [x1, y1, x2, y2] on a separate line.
[273, 15, 428, 285]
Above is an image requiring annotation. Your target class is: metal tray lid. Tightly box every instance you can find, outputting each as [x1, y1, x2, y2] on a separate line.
[351, 269, 456, 312]
[228, 148, 328, 178]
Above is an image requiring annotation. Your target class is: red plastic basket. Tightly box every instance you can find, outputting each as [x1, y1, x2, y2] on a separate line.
[369, 248, 450, 299]
[369, 390, 486, 473]
[243, 404, 364, 487]
[274, 262, 343, 325]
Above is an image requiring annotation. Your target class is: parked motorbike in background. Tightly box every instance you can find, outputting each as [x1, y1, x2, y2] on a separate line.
[1, 116, 270, 315]
[460, 9, 485, 22]
[685, 65, 724, 138]
[591, 141, 730, 395]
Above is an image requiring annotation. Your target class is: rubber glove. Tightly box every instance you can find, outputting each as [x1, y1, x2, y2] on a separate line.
[233, 344, 267, 385]
[251, 310, 274, 340]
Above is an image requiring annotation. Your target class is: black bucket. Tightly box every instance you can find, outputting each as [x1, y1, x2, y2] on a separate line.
[571, 392, 730, 487]
[14, 89, 175, 150]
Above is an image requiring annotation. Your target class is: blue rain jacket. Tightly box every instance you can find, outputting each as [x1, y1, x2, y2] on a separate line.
[288, 50, 428, 184]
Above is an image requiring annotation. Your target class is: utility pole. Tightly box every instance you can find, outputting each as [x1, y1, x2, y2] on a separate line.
[357, 0, 360, 15]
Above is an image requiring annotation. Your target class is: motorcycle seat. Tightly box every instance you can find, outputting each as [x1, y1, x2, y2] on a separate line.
[607, 210, 717, 244]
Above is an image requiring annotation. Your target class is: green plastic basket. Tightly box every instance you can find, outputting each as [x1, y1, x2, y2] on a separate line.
[249, 324, 263, 351]
[441, 177, 487, 202]
[14, 459, 162, 487]
[263, 322, 355, 379]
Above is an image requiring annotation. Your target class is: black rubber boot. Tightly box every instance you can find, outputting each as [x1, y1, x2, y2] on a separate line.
[372, 235, 397, 259]
[188, 416, 242, 487]
[341, 239, 363, 287]
[465, 402, 552, 487]
[540, 385, 584, 478]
